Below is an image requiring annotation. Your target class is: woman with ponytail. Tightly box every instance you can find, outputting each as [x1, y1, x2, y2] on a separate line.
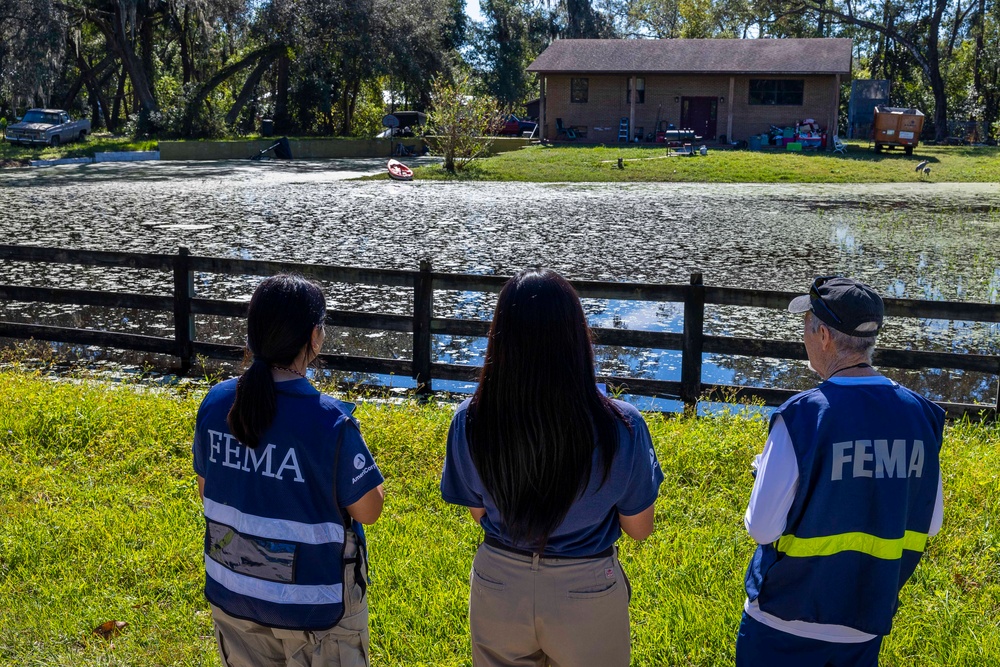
[193, 274, 384, 667]
[440, 268, 663, 667]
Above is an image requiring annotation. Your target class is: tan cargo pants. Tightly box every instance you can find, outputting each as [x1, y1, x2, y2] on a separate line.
[210, 531, 369, 667]
[469, 542, 632, 667]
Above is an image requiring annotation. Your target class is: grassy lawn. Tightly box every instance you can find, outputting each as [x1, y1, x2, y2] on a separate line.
[412, 141, 1000, 183]
[0, 134, 159, 167]
[5, 134, 996, 185]
[1, 369, 998, 666]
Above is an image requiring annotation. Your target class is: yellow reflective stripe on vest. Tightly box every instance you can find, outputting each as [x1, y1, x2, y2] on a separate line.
[776, 530, 928, 560]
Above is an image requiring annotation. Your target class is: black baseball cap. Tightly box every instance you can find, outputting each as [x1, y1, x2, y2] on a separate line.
[788, 276, 884, 337]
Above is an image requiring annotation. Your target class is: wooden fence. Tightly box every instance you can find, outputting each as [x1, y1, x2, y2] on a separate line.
[1, 245, 998, 420]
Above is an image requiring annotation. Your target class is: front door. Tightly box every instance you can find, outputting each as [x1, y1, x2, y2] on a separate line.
[680, 97, 718, 140]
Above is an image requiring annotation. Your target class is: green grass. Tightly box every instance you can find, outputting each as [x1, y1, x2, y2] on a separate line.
[1, 369, 998, 665]
[412, 141, 1000, 183]
[0, 134, 159, 166]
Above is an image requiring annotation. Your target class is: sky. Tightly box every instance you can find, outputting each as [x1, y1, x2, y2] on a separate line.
[466, 0, 484, 23]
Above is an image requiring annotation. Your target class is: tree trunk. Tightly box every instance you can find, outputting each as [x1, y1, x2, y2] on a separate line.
[185, 44, 285, 136]
[71, 53, 115, 131]
[111, 65, 127, 133]
[140, 14, 156, 101]
[340, 79, 360, 136]
[225, 49, 283, 126]
[348, 79, 359, 135]
[274, 54, 290, 132]
[180, 6, 194, 84]
[971, 0, 993, 137]
[929, 69, 950, 141]
[114, 14, 157, 119]
[78, 5, 159, 130]
[925, 0, 949, 141]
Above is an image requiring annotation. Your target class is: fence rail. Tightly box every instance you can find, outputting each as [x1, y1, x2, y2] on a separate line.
[1, 245, 998, 420]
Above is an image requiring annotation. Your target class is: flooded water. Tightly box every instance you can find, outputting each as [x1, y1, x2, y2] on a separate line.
[1, 159, 999, 408]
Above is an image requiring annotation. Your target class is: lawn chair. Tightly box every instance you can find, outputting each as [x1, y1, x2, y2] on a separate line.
[556, 118, 576, 140]
[832, 136, 847, 154]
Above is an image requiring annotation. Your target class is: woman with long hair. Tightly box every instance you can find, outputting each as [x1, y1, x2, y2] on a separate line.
[193, 274, 385, 667]
[441, 268, 663, 666]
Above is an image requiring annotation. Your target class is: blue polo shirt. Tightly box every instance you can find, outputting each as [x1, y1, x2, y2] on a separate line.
[441, 398, 663, 557]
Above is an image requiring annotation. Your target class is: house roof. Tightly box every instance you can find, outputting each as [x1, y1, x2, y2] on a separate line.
[527, 38, 852, 76]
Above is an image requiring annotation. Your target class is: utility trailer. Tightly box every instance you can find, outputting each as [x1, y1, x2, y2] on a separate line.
[872, 106, 924, 155]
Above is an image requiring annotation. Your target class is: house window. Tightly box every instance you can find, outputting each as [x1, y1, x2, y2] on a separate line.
[627, 77, 645, 104]
[571, 78, 589, 103]
[749, 79, 804, 105]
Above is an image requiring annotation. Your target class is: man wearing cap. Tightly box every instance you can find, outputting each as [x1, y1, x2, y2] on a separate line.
[736, 276, 944, 666]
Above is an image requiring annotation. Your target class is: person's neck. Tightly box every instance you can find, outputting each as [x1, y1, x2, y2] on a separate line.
[822, 359, 876, 380]
[271, 354, 311, 382]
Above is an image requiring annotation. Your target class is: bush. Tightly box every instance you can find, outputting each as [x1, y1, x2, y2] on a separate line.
[428, 73, 505, 173]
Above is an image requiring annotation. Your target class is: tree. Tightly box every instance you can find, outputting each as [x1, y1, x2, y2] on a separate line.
[564, 0, 616, 35]
[473, 0, 552, 106]
[0, 0, 67, 111]
[969, 0, 1000, 139]
[780, 0, 960, 140]
[58, 0, 164, 132]
[428, 73, 504, 172]
[601, 0, 779, 39]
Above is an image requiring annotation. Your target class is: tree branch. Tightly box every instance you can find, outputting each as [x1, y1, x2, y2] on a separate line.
[785, 0, 931, 71]
[224, 49, 283, 126]
[183, 43, 286, 134]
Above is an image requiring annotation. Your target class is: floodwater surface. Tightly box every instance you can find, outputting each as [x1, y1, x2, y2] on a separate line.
[1, 159, 998, 407]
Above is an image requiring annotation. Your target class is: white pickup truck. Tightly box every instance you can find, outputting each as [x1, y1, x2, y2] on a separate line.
[4, 108, 91, 147]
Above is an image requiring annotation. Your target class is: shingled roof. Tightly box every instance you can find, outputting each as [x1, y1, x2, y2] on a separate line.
[527, 38, 852, 75]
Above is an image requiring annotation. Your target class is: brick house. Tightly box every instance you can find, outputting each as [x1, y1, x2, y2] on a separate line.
[527, 38, 852, 145]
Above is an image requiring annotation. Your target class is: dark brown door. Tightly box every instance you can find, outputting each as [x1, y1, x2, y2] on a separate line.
[680, 97, 718, 140]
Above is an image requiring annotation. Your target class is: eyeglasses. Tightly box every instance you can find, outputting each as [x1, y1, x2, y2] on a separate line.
[809, 276, 843, 324]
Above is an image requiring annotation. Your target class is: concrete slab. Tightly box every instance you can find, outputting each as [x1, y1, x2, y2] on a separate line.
[94, 151, 160, 162]
[30, 157, 94, 167]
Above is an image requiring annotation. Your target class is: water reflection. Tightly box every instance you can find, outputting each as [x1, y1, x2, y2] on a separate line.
[1, 162, 998, 407]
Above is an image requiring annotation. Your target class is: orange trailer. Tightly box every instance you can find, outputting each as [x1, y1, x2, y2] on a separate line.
[872, 106, 925, 155]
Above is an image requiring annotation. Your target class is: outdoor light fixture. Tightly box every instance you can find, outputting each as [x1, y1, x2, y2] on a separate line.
[674, 96, 680, 103]
[720, 96, 725, 104]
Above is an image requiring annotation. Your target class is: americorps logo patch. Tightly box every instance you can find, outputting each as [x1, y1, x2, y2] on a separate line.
[354, 454, 366, 470]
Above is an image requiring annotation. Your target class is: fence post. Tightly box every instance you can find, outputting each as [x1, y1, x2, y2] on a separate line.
[681, 272, 705, 414]
[413, 259, 433, 398]
[995, 377, 999, 423]
[173, 247, 195, 373]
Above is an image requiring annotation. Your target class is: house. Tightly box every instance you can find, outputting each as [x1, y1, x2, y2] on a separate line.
[527, 38, 852, 145]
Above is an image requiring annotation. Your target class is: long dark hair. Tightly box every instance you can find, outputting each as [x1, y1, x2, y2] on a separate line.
[227, 274, 326, 448]
[466, 268, 625, 548]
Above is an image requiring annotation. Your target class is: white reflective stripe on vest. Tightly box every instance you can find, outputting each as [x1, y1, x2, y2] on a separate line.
[204, 497, 345, 545]
[205, 556, 344, 605]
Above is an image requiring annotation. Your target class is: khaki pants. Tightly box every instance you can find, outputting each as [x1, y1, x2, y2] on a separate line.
[211, 532, 369, 667]
[469, 542, 631, 667]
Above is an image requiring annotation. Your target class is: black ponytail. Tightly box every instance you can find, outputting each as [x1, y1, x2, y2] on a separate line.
[227, 274, 326, 447]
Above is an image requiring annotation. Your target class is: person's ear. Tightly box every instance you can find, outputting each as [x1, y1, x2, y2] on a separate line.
[310, 325, 324, 357]
[819, 323, 834, 350]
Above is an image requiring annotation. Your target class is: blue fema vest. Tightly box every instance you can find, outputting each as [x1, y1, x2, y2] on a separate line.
[745, 380, 944, 636]
[198, 379, 353, 631]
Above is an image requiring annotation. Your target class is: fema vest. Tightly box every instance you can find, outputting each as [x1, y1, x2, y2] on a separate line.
[745, 380, 944, 636]
[197, 379, 353, 631]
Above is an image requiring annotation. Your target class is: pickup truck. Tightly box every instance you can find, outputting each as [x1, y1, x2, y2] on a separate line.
[4, 109, 91, 147]
[499, 114, 537, 137]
